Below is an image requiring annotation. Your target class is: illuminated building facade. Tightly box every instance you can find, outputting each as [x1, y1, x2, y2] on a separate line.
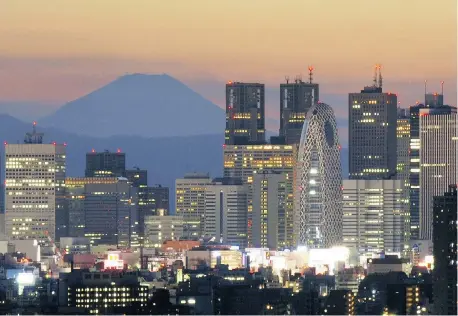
[419, 106, 456, 240]
[296, 102, 342, 248]
[124, 167, 147, 188]
[252, 171, 287, 249]
[66, 271, 148, 314]
[4, 126, 66, 242]
[65, 177, 119, 238]
[223, 144, 296, 248]
[175, 173, 212, 239]
[396, 110, 411, 243]
[203, 178, 248, 248]
[225, 82, 265, 145]
[85, 150, 126, 177]
[144, 215, 183, 247]
[279, 77, 319, 144]
[84, 178, 138, 248]
[348, 76, 397, 179]
[342, 180, 407, 256]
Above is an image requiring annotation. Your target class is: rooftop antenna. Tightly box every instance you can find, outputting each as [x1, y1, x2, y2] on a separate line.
[377, 64, 383, 89]
[285, 75, 290, 84]
[441, 81, 444, 95]
[308, 66, 314, 84]
[424, 80, 427, 104]
[373, 64, 378, 87]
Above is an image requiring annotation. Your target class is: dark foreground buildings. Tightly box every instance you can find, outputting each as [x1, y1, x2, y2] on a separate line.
[433, 185, 457, 315]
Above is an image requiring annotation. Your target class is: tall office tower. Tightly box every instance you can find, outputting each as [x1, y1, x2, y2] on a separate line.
[252, 171, 287, 249]
[348, 67, 397, 179]
[203, 178, 248, 248]
[85, 150, 126, 177]
[175, 173, 212, 239]
[419, 106, 456, 240]
[144, 215, 184, 247]
[223, 144, 297, 247]
[409, 90, 445, 239]
[279, 73, 319, 144]
[65, 177, 119, 238]
[4, 123, 66, 242]
[225, 82, 265, 145]
[125, 167, 148, 188]
[342, 180, 406, 256]
[432, 185, 457, 315]
[84, 178, 138, 248]
[295, 102, 342, 248]
[396, 109, 411, 243]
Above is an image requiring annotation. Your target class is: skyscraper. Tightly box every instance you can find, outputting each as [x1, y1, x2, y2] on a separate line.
[343, 179, 407, 256]
[225, 82, 265, 145]
[85, 150, 126, 177]
[175, 173, 212, 239]
[203, 178, 248, 248]
[295, 102, 342, 248]
[252, 171, 287, 249]
[144, 215, 184, 247]
[279, 75, 319, 144]
[419, 105, 456, 240]
[65, 177, 119, 238]
[432, 185, 457, 315]
[409, 90, 445, 240]
[348, 67, 397, 179]
[223, 144, 296, 247]
[4, 123, 66, 242]
[84, 178, 137, 248]
[396, 109, 411, 243]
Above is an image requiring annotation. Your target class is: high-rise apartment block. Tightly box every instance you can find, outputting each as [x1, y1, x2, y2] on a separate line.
[175, 173, 212, 239]
[84, 178, 138, 248]
[342, 180, 407, 256]
[144, 215, 184, 247]
[279, 77, 319, 144]
[252, 171, 287, 249]
[225, 82, 265, 145]
[432, 185, 457, 315]
[419, 105, 456, 240]
[203, 178, 248, 248]
[4, 124, 66, 242]
[349, 70, 397, 179]
[223, 144, 296, 248]
[85, 150, 126, 177]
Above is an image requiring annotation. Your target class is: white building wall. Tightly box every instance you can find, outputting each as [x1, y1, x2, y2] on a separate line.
[419, 109, 457, 240]
[343, 179, 406, 256]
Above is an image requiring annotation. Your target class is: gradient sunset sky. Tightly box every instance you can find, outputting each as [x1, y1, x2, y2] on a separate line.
[0, 0, 456, 123]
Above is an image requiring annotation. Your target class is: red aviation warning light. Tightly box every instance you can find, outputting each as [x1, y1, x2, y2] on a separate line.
[91, 149, 96, 153]
[52, 141, 56, 146]
[117, 148, 121, 153]
[3, 141, 7, 146]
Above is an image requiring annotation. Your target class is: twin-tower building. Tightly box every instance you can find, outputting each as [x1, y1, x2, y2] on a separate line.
[223, 73, 342, 249]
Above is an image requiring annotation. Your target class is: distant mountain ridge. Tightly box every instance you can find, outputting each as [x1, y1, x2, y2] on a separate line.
[40, 73, 225, 137]
[0, 115, 349, 212]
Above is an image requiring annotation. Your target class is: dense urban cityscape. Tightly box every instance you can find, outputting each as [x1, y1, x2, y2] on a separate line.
[0, 65, 455, 315]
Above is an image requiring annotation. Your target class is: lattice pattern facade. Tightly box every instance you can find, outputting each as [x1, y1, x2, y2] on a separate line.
[295, 102, 342, 247]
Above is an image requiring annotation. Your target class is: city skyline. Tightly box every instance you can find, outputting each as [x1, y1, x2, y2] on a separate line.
[0, 0, 456, 126]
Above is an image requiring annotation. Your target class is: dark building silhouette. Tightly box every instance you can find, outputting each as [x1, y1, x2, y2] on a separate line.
[85, 150, 126, 177]
[279, 76, 319, 144]
[125, 167, 148, 188]
[138, 185, 170, 245]
[432, 185, 457, 315]
[323, 289, 355, 315]
[225, 82, 265, 145]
